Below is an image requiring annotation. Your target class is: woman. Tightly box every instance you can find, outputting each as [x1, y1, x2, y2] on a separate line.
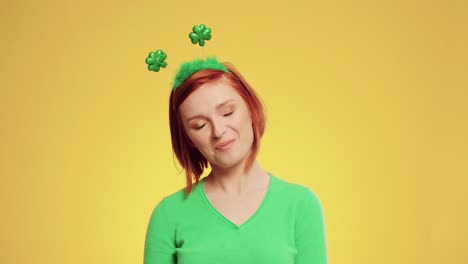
[144, 58, 327, 264]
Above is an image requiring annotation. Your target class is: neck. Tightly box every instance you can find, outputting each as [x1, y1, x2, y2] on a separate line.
[206, 160, 269, 196]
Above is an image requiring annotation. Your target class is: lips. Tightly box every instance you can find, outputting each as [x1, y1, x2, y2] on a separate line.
[216, 139, 235, 150]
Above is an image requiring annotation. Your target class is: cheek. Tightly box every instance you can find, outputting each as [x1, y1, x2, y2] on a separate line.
[238, 113, 254, 138]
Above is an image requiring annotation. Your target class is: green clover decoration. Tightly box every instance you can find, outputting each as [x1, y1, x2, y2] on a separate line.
[146, 50, 168, 72]
[189, 24, 212, 47]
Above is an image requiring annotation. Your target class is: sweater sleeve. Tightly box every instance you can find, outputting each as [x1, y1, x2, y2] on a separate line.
[294, 188, 328, 264]
[144, 198, 177, 264]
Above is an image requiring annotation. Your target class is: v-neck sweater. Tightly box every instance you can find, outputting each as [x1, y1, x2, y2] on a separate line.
[144, 174, 327, 264]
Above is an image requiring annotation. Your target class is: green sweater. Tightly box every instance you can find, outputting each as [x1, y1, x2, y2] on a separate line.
[144, 174, 327, 264]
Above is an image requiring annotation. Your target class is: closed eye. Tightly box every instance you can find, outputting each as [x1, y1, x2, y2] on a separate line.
[223, 111, 234, 117]
[195, 124, 206, 130]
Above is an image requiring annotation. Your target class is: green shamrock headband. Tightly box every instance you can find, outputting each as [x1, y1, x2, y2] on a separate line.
[173, 57, 228, 89]
[145, 24, 228, 90]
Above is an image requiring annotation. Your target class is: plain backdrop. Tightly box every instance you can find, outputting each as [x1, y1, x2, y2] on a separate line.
[1, 0, 467, 263]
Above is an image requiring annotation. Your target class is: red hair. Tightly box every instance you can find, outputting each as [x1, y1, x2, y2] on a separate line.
[169, 62, 266, 195]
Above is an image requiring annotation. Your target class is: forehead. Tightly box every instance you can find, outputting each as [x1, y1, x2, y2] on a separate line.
[179, 78, 243, 116]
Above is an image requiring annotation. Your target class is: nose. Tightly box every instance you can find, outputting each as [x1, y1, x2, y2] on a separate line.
[211, 117, 227, 139]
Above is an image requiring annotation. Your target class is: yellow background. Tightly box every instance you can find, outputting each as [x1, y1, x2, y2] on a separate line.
[1, 0, 466, 263]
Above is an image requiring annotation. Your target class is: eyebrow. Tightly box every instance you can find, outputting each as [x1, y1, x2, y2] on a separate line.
[186, 99, 235, 122]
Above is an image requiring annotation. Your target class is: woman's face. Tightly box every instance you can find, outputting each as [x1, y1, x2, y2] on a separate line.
[179, 77, 254, 169]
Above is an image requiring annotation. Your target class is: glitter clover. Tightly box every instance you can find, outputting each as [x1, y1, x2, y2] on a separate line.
[189, 24, 212, 47]
[145, 50, 168, 72]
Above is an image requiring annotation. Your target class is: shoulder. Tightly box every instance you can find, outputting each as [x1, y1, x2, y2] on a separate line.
[272, 174, 322, 201]
[270, 174, 324, 211]
[150, 182, 203, 217]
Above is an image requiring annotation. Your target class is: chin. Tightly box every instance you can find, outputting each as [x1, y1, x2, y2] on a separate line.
[207, 142, 253, 169]
[212, 153, 249, 169]
[212, 159, 240, 169]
